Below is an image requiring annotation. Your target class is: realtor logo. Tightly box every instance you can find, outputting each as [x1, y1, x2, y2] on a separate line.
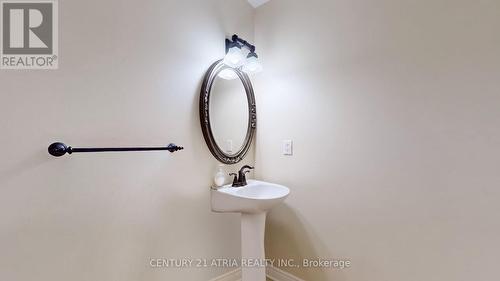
[1, 0, 58, 69]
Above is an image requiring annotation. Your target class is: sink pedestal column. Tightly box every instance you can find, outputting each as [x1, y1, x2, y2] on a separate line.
[241, 212, 267, 281]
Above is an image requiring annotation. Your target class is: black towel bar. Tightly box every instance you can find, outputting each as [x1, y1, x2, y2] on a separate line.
[48, 142, 184, 157]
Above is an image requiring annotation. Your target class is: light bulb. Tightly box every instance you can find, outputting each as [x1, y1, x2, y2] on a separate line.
[242, 55, 262, 74]
[218, 68, 238, 80]
[223, 46, 245, 67]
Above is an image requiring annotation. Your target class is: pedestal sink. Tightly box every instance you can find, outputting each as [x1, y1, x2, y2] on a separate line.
[211, 180, 290, 281]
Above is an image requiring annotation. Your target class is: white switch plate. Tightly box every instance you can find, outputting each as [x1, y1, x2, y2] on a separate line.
[283, 140, 293, 155]
[226, 139, 233, 153]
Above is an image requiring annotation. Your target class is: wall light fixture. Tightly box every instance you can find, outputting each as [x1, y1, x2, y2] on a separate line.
[223, 40, 246, 68]
[219, 34, 262, 79]
[242, 52, 263, 74]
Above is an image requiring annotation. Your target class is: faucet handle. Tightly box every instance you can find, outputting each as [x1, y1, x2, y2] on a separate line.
[229, 173, 238, 186]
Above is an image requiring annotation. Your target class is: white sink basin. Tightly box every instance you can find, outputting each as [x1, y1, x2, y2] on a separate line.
[211, 180, 290, 281]
[211, 180, 290, 213]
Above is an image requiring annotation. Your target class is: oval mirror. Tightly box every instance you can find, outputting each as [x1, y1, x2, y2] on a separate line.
[199, 60, 256, 164]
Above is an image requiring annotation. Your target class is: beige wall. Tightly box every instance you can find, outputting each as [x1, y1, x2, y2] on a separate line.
[254, 0, 500, 280]
[0, 1, 255, 280]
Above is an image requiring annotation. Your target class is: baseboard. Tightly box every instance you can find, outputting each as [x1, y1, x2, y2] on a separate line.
[266, 266, 305, 281]
[209, 268, 241, 281]
[209, 266, 304, 281]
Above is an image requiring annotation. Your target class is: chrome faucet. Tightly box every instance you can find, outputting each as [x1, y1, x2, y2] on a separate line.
[229, 165, 254, 187]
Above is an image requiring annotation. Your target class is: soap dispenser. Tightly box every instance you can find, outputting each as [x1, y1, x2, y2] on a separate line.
[214, 164, 226, 187]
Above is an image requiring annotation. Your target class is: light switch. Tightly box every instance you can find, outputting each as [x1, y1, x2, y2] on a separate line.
[226, 139, 233, 153]
[283, 140, 293, 156]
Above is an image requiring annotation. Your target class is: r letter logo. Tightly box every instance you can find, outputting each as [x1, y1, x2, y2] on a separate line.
[1, 0, 58, 69]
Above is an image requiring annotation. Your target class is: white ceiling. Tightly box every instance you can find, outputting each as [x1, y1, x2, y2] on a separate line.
[247, 0, 271, 8]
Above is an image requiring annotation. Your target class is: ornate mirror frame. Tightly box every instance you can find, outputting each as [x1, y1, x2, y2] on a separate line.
[199, 59, 257, 164]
